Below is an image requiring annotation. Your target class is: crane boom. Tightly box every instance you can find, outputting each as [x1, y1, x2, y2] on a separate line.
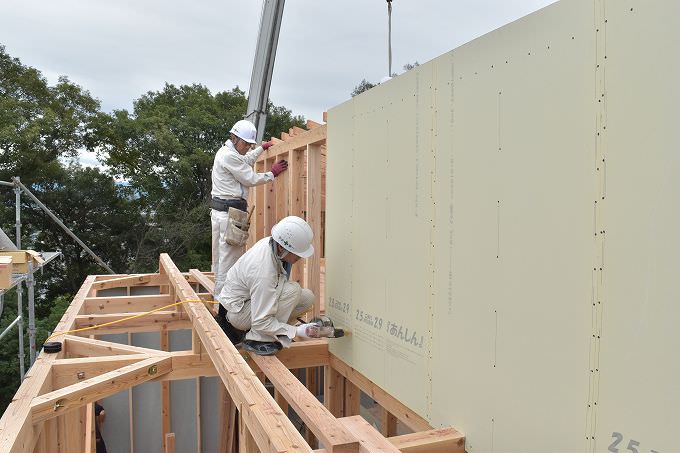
[245, 0, 285, 143]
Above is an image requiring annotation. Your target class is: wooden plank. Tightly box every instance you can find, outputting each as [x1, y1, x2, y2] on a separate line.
[161, 326, 171, 453]
[329, 354, 432, 432]
[288, 148, 305, 285]
[92, 274, 168, 291]
[264, 157, 277, 235]
[306, 143, 322, 316]
[339, 416, 401, 453]
[239, 410, 260, 453]
[31, 356, 172, 424]
[159, 253, 312, 453]
[72, 320, 193, 336]
[324, 366, 345, 418]
[52, 354, 152, 389]
[306, 120, 321, 130]
[219, 384, 237, 453]
[63, 334, 165, 357]
[85, 403, 95, 453]
[165, 433, 176, 453]
[260, 125, 327, 161]
[344, 380, 360, 417]
[379, 408, 397, 437]
[248, 354, 359, 453]
[83, 294, 173, 314]
[188, 269, 215, 294]
[388, 427, 465, 453]
[0, 276, 96, 453]
[74, 311, 186, 330]
[275, 151, 290, 227]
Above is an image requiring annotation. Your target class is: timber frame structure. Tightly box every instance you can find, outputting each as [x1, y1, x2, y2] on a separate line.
[0, 123, 464, 453]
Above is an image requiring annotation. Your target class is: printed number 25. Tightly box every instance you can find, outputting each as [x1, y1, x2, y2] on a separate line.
[609, 433, 640, 453]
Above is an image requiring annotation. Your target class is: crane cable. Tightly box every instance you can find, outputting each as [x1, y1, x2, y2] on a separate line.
[387, 0, 393, 77]
[45, 299, 219, 342]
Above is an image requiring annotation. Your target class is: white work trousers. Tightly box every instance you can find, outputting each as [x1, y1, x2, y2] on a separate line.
[211, 209, 245, 296]
[227, 281, 314, 346]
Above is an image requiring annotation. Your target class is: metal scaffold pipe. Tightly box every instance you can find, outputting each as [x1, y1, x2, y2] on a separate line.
[12, 177, 115, 274]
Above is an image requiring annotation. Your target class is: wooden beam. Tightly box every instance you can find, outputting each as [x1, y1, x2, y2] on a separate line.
[324, 366, 345, 418]
[0, 276, 96, 453]
[63, 335, 166, 357]
[379, 408, 397, 437]
[82, 294, 173, 314]
[52, 354, 152, 389]
[288, 148, 305, 285]
[388, 427, 465, 453]
[306, 120, 321, 130]
[344, 380, 360, 417]
[161, 326, 171, 453]
[339, 416, 400, 452]
[84, 403, 95, 453]
[261, 125, 327, 161]
[306, 143, 322, 316]
[159, 253, 313, 453]
[248, 354, 359, 453]
[74, 311, 186, 331]
[329, 354, 432, 432]
[92, 273, 168, 291]
[31, 356, 172, 424]
[188, 269, 215, 294]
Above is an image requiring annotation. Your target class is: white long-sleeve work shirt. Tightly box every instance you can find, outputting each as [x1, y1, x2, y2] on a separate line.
[211, 139, 274, 200]
[217, 237, 297, 341]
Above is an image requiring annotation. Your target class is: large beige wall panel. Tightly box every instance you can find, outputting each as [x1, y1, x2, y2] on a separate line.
[327, 0, 679, 452]
[593, 3, 680, 452]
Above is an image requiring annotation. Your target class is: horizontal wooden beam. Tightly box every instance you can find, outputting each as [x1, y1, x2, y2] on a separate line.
[74, 311, 186, 330]
[83, 294, 173, 314]
[388, 427, 465, 453]
[52, 354, 153, 389]
[313, 425, 465, 453]
[92, 273, 168, 291]
[63, 335, 165, 357]
[339, 416, 400, 452]
[259, 124, 327, 161]
[249, 354, 359, 453]
[188, 269, 215, 294]
[159, 253, 312, 453]
[31, 356, 172, 423]
[329, 354, 432, 432]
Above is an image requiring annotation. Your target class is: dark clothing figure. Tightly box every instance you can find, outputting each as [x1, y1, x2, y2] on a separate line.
[95, 402, 107, 453]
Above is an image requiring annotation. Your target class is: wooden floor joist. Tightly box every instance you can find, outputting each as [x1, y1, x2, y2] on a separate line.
[0, 253, 464, 452]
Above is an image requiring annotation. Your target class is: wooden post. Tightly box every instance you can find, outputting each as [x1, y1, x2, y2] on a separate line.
[344, 380, 361, 417]
[288, 148, 305, 284]
[306, 144, 322, 316]
[160, 326, 171, 452]
[324, 366, 345, 417]
[239, 410, 260, 453]
[380, 408, 398, 437]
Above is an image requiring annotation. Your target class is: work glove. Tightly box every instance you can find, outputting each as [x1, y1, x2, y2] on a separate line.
[262, 141, 274, 150]
[271, 159, 288, 177]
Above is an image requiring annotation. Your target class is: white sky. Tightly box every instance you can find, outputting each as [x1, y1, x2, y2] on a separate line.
[1, 0, 557, 167]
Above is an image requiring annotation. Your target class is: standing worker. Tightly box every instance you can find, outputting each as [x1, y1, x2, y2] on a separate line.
[215, 216, 323, 355]
[211, 119, 288, 296]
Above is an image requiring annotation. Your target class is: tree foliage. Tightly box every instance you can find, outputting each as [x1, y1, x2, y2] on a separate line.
[350, 61, 420, 97]
[0, 45, 306, 411]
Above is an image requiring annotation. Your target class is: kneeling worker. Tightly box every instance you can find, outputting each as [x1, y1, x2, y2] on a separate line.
[215, 216, 322, 355]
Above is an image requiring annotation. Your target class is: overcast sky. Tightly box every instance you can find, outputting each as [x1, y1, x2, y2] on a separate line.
[1, 0, 557, 156]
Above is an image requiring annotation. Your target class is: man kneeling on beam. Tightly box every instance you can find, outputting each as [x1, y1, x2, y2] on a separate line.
[215, 216, 322, 355]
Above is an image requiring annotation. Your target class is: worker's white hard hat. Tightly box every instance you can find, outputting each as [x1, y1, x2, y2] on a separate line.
[229, 120, 257, 144]
[271, 216, 314, 258]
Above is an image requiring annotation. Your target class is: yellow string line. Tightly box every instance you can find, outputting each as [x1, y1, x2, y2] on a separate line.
[46, 299, 218, 342]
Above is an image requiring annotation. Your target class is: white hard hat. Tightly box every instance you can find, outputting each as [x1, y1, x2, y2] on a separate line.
[271, 216, 314, 258]
[229, 120, 257, 144]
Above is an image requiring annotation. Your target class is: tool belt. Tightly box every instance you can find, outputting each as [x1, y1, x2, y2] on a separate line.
[215, 304, 248, 345]
[210, 196, 247, 213]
